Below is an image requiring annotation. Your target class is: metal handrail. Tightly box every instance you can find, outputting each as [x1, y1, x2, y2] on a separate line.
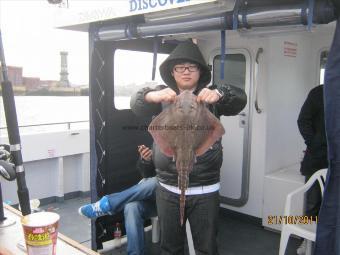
[0, 120, 89, 130]
[254, 47, 263, 114]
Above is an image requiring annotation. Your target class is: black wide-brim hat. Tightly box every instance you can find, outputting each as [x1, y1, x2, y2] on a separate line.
[159, 41, 211, 90]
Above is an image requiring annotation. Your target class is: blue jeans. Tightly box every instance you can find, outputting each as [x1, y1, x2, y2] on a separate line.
[106, 177, 157, 255]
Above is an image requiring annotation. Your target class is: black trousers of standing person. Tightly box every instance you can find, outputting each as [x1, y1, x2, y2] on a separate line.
[304, 174, 322, 220]
[301, 150, 328, 220]
[156, 184, 220, 255]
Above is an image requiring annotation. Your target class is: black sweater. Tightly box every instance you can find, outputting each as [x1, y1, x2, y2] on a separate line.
[298, 85, 328, 175]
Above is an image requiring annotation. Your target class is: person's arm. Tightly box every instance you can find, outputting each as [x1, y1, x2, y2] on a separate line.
[297, 89, 317, 146]
[130, 85, 168, 118]
[213, 84, 247, 116]
[136, 145, 156, 178]
[136, 158, 155, 178]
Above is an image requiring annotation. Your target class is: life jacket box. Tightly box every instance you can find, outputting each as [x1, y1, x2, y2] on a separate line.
[262, 164, 304, 232]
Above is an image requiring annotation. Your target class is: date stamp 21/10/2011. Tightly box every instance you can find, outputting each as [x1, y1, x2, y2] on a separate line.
[267, 215, 317, 225]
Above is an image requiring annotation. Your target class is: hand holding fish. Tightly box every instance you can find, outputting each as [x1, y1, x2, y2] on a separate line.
[197, 88, 221, 104]
[145, 88, 177, 103]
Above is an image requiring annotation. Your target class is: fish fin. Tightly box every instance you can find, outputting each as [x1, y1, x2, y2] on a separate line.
[195, 110, 225, 156]
[148, 107, 176, 157]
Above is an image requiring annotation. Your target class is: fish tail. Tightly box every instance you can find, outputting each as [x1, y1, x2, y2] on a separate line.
[180, 188, 185, 226]
[178, 167, 189, 226]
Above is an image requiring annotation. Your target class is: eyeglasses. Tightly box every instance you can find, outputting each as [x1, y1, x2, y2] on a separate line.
[173, 65, 199, 73]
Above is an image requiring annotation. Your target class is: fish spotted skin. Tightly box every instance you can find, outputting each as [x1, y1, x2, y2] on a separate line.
[149, 91, 225, 225]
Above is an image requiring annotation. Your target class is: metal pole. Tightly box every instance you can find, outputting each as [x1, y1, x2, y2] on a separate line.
[0, 183, 5, 221]
[0, 30, 31, 216]
[0, 182, 16, 227]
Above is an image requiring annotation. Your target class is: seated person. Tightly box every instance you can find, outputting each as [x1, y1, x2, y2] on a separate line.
[79, 145, 157, 255]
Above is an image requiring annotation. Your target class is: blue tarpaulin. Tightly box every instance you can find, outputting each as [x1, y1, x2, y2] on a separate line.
[314, 15, 340, 255]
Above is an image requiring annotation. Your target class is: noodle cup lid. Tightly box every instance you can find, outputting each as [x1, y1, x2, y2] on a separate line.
[21, 212, 60, 227]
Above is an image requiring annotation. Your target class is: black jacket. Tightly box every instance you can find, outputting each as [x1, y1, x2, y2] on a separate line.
[136, 158, 156, 178]
[131, 83, 247, 187]
[298, 85, 328, 175]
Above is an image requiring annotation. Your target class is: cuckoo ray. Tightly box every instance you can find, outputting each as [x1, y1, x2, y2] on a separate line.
[148, 90, 225, 225]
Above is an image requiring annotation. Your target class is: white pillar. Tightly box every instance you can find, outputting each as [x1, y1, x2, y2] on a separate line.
[56, 157, 64, 202]
[79, 153, 90, 194]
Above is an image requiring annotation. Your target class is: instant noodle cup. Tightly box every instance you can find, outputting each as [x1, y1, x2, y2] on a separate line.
[21, 212, 60, 255]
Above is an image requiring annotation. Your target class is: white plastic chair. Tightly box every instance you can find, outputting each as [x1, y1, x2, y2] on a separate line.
[150, 217, 195, 255]
[151, 216, 160, 243]
[278, 168, 328, 255]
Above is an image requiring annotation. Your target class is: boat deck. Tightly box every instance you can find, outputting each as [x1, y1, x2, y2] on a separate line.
[37, 197, 301, 255]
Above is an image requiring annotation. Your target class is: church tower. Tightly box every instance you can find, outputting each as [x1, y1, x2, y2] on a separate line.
[59, 51, 69, 87]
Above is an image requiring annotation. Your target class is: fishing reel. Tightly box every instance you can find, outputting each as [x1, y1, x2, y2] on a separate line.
[0, 144, 16, 181]
[0, 144, 40, 213]
[0, 144, 16, 228]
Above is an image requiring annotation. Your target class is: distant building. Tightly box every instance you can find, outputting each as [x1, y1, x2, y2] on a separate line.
[1, 63, 85, 94]
[40, 80, 59, 88]
[23, 77, 40, 90]
[59, 51, 70, 87]
[0, 66, 23, 86]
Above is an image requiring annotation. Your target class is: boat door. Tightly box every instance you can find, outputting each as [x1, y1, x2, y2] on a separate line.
[209, 48, 251, 207]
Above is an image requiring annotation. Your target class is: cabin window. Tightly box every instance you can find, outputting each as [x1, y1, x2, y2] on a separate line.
[114, 50, 168, 110]
[212, 54, 246, 90]
[320, 50, 328, 84]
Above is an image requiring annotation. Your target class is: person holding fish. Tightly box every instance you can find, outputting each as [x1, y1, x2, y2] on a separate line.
[79, 145, 157, 255]
[130, 41, 247, 254]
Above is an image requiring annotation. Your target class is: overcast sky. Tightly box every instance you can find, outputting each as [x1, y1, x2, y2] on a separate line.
[0, 0, 171, 87]
[0, 0, 143, 86]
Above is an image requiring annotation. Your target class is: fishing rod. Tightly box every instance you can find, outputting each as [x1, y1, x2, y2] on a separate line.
[0, 30, 31, 216]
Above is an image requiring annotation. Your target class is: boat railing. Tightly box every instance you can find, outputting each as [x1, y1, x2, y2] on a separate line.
[0, 120, 89, 133]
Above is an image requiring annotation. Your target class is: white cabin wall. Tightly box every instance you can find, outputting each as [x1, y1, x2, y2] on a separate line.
[2, 158, 59, 204]
[63, 153, 90, 194]
[265, 29, 333, 175]
[80, 153, 90, 193]
[64, 154, 83, 194]
[198, 33, 269, 217]
[265, 34, 314, 174]
[247, 37, 269, 217]
[1, 130, 90, 205]
[197, 27, 333, 218]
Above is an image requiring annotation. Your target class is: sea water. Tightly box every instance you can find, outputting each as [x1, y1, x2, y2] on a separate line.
[0, 96, 130, 135]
